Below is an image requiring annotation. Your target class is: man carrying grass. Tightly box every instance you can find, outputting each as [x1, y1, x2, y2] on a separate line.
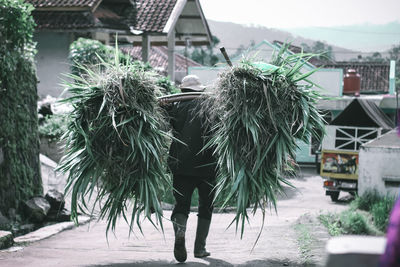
[166, 75, 217, 262]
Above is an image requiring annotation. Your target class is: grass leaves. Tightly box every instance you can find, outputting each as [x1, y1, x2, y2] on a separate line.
[203, 45, 326, 237]
[58, 55, 170, 235]
[58, 42, 325, 240]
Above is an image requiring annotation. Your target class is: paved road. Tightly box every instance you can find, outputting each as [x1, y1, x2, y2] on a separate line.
[0, 168, 349, 267]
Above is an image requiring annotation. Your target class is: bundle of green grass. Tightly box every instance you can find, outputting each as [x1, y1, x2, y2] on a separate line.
[205, 46, 325, 237]
[58, 55, 170, 233]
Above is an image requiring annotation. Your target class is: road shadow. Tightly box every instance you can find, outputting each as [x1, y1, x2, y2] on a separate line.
[296, 166, 319, 179]
[87, 257, 312, 267]
[277, 185, 300, 200]
[284, 166, 319, 182]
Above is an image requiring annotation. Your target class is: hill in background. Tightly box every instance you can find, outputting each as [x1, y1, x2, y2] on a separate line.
[207, 20, 396, 61]
[284, 21, 400, 53]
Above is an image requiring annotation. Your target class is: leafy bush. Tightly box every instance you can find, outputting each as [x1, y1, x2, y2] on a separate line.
[339, 210, 369, 235]
[69, 38, 131, 76]
[156, 76, 180, 95]
[39, 114, 70, 142]
[321, 192, 396, 237]
[69, 38, 177, 95]
[319, 210, 371, 236]
[371, 195, 396, 232]
[319, 213, 343, 236]
[351, 191, 395, 232]
[351, 191, 381, 211]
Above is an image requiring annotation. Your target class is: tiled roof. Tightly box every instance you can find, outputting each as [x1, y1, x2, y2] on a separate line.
[28, 0, 132, 31]
[28, 0, 188, 34]
[134, 0, 177, 32]
[28, 0, 101, 9]
[121, 46, 202, 73]
[31, 3, 131, 31]
[32, 11, 96, 29]
[322, 62, 390, 94]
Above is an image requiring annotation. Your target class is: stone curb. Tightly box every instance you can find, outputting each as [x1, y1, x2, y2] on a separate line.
[13, 216, 92, 245]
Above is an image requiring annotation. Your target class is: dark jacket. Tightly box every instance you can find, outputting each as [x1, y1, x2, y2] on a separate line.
[167, 99, 216, 178]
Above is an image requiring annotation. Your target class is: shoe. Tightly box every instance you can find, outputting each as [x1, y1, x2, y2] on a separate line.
[172, 213, 188, 262]
[194, 217, 211, 258]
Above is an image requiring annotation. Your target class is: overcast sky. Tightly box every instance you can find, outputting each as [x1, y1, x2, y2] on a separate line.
[199, 0, 400, 28]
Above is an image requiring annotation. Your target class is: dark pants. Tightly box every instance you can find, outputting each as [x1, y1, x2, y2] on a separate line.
[171, 174, 215, 220]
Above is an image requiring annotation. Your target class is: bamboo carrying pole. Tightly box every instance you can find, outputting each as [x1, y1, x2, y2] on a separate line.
[220, 47, 233, 67]
[157, 92, 206, 104]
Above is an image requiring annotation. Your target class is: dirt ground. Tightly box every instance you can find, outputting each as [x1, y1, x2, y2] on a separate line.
[0, 167, 350, 267]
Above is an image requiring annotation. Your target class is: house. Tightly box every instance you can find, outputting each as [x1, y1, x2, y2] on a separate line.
[120, 46, 202, 83]
[27, 0, 212, 98]
[322, 62, 391, 94]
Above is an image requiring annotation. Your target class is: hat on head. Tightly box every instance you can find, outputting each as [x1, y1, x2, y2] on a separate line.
[179, 75, 206, 92]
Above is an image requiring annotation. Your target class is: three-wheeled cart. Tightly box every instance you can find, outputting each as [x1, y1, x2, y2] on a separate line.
[319, 98, 394, 201]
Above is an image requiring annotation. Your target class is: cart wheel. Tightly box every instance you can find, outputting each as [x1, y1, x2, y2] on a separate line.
[330, 191, 340, 202]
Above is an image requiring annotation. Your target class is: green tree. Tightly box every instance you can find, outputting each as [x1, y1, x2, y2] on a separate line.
[302, 41, 335, 62]
[354, 52, 385, 63]
[232, 44, 246, 59]
[388, 44, 400, 61]
[189, 35, 220, 66]
[387, 43, 400, 90]
[0, 0, 42, 217]
[231, 39, 256, 59]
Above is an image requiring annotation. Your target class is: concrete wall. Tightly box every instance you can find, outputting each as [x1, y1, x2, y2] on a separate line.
[308, 69, 343, 97]
[295, 139, 315, 164]
[359, 145, 400, 197]
[34, 32, 72, 99]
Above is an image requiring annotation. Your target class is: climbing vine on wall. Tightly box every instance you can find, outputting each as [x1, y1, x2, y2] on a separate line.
[0, 0, 42, 216]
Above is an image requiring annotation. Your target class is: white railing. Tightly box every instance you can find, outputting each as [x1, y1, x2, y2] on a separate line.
[334, 126, 382, 151]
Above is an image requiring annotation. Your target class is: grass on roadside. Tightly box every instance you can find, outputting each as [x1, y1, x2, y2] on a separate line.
[319, 210, 378, 236]
[319, 191, 396, 236]
[294, 223, 314, 265]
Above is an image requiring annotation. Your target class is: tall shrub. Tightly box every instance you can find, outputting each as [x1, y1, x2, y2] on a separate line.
[69, 38, 179, 94]
[0, 0, 42, 216]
